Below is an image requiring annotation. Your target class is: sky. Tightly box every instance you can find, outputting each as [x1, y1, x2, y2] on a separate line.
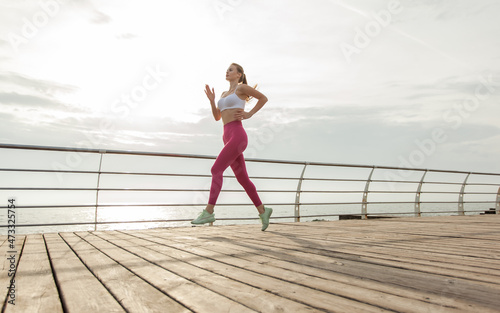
[1, 0, 500, 174]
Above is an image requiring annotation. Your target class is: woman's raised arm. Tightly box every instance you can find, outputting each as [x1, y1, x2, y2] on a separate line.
[205, 84, 221, 121]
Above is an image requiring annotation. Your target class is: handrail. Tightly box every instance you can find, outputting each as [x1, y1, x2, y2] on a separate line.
[1, 143, 499, 233]
[2, 143, 500, 175]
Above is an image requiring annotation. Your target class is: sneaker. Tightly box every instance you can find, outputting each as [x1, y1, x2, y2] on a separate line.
[191, 209, 215, 225]
[259, 207, 273, 231]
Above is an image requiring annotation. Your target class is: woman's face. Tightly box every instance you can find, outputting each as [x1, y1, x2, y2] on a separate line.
[226, 65, 241, 82]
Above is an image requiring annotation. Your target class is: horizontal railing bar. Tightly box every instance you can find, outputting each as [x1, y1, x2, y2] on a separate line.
[0, 203, 300, 209]
[2, 186, 499, 194]
[0, 169, 298, 183]
[0, 168, 302, 181]
[463, 183, 500, 186]
[3, 168, 499, 187]
[0, 187, 293, 192]
[296, 201, 496, 206]
[2, 143, 500, 176]
[280, 190, 489, 195]
[2, 200, 496, 211]
[0, 168, 98, 175]
[3, 187, 497, 196]
[371, 180, 459, 185]
[301, 178, 368, 182]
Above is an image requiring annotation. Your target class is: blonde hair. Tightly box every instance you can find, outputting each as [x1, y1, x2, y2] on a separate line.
[231, 62, 247, 84]
[231, 62, 257, 101]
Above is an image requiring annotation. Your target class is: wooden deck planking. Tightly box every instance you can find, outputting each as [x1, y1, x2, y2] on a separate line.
[115, 230, 392, 312]
[221, 225, 500, 285]
[3, 235, 62, 313]
[0, 215, 499, 312]
[43, 233, 126, 312]
[74, 231, 253, 313]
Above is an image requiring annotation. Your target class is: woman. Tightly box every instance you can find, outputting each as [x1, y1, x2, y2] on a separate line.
[191, 63, 273, 231]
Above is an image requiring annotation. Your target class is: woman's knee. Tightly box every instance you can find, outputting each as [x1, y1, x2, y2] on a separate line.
[211, 165, 220, 176]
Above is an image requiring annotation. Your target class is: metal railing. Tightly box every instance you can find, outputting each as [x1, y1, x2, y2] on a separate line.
[1, 143, 499, 233]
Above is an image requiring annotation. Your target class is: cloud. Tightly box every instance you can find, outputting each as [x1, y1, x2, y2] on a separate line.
[90, 10, 112, 24]
[0, 0, 499, 176]
[0, 72, 78, 96]
[0, 92, 66, 108]
[1, 98, 498, 173]
[0, 72, 83, 117]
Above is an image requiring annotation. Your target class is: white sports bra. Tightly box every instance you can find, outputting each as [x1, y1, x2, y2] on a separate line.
[218, 89, 246, 112]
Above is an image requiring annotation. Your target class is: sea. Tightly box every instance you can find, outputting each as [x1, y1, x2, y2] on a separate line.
[1, 147, 498, 235]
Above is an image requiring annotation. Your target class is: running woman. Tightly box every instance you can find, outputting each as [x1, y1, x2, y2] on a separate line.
[191, 63, 273, 231]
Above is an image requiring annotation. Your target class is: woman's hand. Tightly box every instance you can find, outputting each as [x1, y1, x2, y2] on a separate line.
[234, 109, 252, 120]
[204, 84, 215, 103]
[205, 84, 220, 121]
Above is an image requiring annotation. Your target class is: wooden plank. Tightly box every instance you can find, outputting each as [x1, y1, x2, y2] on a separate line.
[1, 215, 499, 312]
[161, 234, 468, 313]
[248, 228, 500, 277]
[118, 230, 396, 312]
[90, 231, 322, 312]
[310, 232, 500, 265]
[172, 222, 500, 311]
[43, 233, 125, 313]
[82, 231, 256, 313]
[143, 226, 500, 313]
[60, 232, 190, 313]
[0, 236, 25, 309]
[4, 235, 63, 313]
[225, 224, 500, 285]
[316, 235, 500, 268]
[158, 231, 492, 313]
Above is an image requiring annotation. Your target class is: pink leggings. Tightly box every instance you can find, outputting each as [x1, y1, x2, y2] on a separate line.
[209, 120, 262, 207]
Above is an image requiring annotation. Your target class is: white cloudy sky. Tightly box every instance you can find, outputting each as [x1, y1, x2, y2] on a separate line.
[1, 0, 500, 173]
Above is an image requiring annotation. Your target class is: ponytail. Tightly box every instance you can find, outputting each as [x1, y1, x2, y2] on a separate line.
[231, 62, 257, 101]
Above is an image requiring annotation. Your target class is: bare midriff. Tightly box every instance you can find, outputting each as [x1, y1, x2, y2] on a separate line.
[221, 108, 241, 125]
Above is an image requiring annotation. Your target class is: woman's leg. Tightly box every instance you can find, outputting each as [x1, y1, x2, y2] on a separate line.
[230, 154, 265, 214]
[207, 124, 247, 210]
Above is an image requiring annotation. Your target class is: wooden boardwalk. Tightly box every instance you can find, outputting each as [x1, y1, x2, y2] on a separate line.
[2, 215, 500, 312]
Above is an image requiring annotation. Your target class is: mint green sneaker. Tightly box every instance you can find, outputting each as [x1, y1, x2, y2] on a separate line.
[259, 207, 273, 231]
[191, 209, 215, 225]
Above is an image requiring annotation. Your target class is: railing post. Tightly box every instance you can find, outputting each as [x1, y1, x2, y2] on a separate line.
[294, 163, 308, 223]
[362, 167, 375, 219]
[414, 170, 427, 217]
[496, 187, 500, 215]
[94, 150, 105, 231]
[458, 172, 470, 216]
